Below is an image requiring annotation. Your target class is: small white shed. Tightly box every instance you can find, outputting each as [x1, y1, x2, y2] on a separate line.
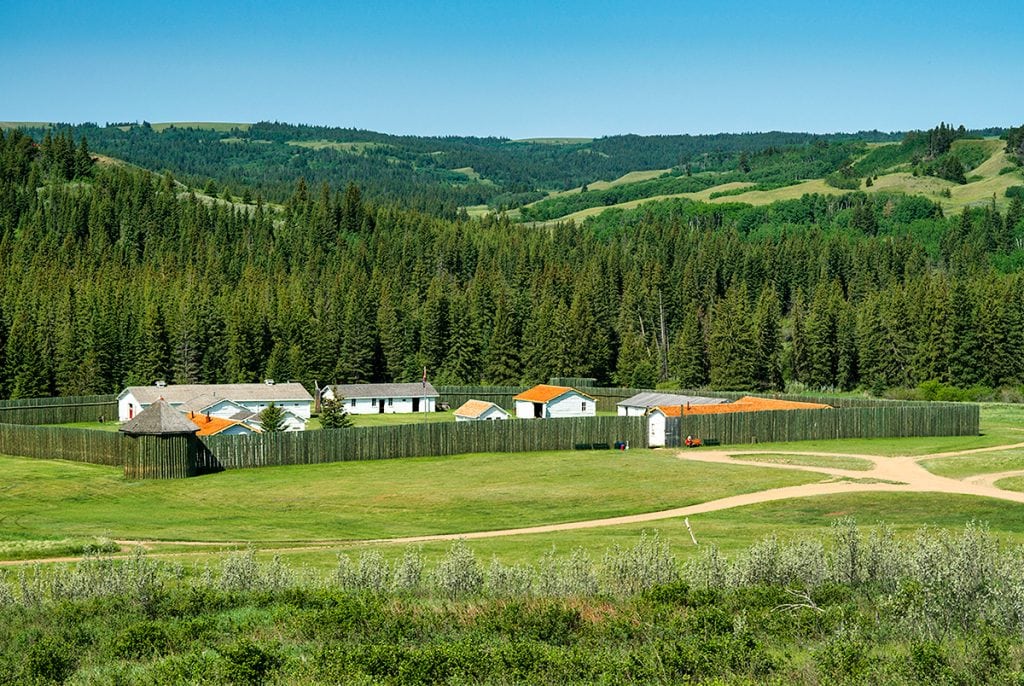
[453, 400, 510, 422]
[512, 385, 596, 419]
[646, 406, 681, 448]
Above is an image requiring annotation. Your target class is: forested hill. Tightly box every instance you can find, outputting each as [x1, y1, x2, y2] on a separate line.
[1, 126, 1024, 401]
[8, 121, 910, 216]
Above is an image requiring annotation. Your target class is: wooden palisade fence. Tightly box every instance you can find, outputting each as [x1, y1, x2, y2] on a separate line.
[0, 394, 117, 425]
[667, 402, 979, 447]
[0, 391, 982, 478]
[196, 416, 647, 472]
[0, 423, 126, 466]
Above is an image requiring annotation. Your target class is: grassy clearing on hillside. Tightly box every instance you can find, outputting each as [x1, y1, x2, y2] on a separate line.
[530, 168, 673, 202]
[286, 140, 384, 153]
[732, 453, 873, 471]
[150, 122, 250, 132]
[0, 450, 821, 548]
[533, 137, 1019, 223]
[513, 137, 593, 145]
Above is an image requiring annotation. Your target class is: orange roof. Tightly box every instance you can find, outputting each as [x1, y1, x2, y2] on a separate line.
[454, 399, 506, 418]
[650, 405, 683, 417]
[683, 396, 831, 415]
[513, 384, 595, 403]
[186, 411, 256, 436]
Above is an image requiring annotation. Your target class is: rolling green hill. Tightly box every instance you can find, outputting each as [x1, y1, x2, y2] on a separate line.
[526, 137, 1023, 223]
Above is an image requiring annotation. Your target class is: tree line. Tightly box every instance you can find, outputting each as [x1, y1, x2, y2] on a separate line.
[1, 128, 1023, 399]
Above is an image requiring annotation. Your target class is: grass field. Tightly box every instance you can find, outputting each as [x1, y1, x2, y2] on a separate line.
[921, 450, 1024, 479]
[0, 449, 821, 547]
[10, 402, 1024, 568]
[732, 452, 874, 471]
[347, 410, 456, 427]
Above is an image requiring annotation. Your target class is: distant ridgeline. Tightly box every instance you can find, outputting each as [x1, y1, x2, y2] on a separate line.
[0, 124, 1023, 403]
[8, 121, 920, 216]
[7, 121, 1014, 221]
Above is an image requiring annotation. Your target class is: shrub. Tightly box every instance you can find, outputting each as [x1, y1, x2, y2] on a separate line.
[25, 635, 78, 683]
[813, 631, 870, 679]
[431, 540, 483, 599]
[392, 547, 425, 594]
[217, 637, 282, 685]
[110, 621, 173, 660]
[602, 531, 678, 594]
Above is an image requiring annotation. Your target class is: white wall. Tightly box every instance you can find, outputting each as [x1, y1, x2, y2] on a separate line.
[118, 393, 139, 422]
[342, 396, 436, 415]
[547, 393, 596, 418]
[240, 400, 311, 420]
[481, 406, 509, 421]
[457, 406, 509, 422]
[515, 400, 540, 419]
[618, 405, 647, 417]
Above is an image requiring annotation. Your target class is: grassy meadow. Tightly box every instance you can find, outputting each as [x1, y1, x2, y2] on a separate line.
[5, 402, 1024, 569]
[0, 449, 821, 546]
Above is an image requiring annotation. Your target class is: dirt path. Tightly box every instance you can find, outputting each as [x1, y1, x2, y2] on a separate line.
[6, 441, 1024, 566]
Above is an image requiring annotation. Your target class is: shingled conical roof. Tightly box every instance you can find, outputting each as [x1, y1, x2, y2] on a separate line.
[119, 399, 200, 436]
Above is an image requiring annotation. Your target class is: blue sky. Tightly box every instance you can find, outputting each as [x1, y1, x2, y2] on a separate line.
[2, 0, 1020, 137]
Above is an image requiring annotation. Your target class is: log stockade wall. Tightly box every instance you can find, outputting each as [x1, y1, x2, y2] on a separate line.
[667, 401, 979, 447]
[0, 394, 117, 425]
[196, 416, 648, 472]
[123, 434, 199, 480]
[0, 390, 981, 477]
[0, 422, 125, 466]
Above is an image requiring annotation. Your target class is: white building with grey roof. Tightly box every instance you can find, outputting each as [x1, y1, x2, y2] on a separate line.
[117, 382, 313, 426]
[616, 392, 729, 416]
[321, 382, 439, 414]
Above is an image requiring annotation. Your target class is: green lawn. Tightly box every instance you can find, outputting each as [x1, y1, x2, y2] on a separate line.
[0, 449, 821, 550]
[347, 410, 457, 427]
[53, 421, 120, 432]
[238, 491, 1024, 573]
[921, 449, 1024, 479]
[995, 476, 1024, 492]
[732, 453, 874, 471]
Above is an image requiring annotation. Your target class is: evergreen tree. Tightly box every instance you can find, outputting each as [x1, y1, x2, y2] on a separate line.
[708, 283, 755, 390]
[483, 293, 521, 385]
[751, 287, 783, 391]
[320, 397, 353, 429]
[258, 402, 287, 432]
[668, 308, 708, 388]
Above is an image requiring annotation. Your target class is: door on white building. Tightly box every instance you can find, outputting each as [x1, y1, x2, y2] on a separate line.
[649, 414, 665, 447]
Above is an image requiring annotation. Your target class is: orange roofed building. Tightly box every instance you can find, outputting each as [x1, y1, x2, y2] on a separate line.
[185, 411, 260, 436]
[683, 396, 831, 415]
[513, 384, 596, 419]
